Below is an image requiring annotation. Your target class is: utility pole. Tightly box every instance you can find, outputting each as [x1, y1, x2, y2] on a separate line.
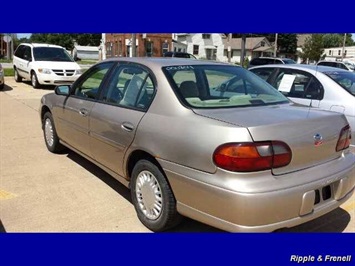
[274, 33, 278, 57]
[227, 33, 232, 63]
[342, 33, 347, 60]
[240, 34, 246, 67]
[131, 34, 137, 57]
[6, 34, 10, 60]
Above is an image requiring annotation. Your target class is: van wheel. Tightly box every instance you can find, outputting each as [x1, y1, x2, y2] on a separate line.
[131, 159, 182, 232]
[31, 71, 40, 88]
[14, 68, 22, 82]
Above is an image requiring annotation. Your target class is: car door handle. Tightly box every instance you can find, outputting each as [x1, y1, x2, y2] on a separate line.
[121, 122, 134, 132]
[79, 108, 88, 117]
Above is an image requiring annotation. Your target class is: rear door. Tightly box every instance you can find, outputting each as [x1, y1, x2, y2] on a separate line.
[89, 64, 156, 176]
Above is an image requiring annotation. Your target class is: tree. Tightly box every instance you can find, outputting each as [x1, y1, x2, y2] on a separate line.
[29, 33, 102, 50]
[301, 34, 324, 62]
[322, 34, 354, 48]
[277, 34, 298, 56]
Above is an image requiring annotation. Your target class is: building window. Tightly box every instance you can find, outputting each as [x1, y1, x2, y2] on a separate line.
[193, 45, 199, 55]
[162, 42, 169, 55]
[338, 50, 341, 56]
[118, 41, 122, 56]
[260, 41, 265, 47]
[345, 50, 347, 55]
[202, 34, 211, 39]
[329, 50, 331, 55]
[146, 41, 153, 57]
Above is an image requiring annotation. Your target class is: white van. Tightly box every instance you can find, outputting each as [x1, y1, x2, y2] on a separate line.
[13, 43, 82, 88]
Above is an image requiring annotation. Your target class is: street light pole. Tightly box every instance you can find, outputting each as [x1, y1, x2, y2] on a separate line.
[132, 34, 137, 57]
[274, 33, 278, 57]
[342, 33, 347, 60]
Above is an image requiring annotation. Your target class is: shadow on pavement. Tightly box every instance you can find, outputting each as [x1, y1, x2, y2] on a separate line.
[66, 150, 132, 203]
[1, 84, 13, 92]
[0, 219, 6, 233]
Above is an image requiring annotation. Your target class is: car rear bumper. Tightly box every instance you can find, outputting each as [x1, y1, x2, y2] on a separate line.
[37, 73, 80, 85]
[158, 151, 355, 232]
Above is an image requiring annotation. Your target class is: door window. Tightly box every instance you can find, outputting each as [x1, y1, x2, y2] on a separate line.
[273, 69, 323, 100]
[102, 65, 155, 110]
[73, 62, 114, 100]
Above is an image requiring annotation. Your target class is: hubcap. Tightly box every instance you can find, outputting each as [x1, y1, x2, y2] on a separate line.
[135, 170, 163, 220]
[32, 74, 36, 87]
[44, 118, 54, 147]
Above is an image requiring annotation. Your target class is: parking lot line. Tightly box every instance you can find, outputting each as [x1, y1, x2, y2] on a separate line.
[0, 189, 17, 200]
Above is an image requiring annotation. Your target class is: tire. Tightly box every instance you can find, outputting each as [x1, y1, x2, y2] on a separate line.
[14, 68, 22, 82]
[42, 112, 65, 153]
[31, 71, 40, 88]
[0, 83, 4, 90]
[131, 159, 182, 232]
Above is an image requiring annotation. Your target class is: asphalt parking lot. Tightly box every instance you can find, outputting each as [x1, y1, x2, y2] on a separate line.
[0, 76, 354, 232]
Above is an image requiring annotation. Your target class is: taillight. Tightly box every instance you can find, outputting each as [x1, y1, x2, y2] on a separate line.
[213, 141, 292, 172]
[336, 125, 351, 152]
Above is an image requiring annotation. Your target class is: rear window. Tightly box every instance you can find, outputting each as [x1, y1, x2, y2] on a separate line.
[282, 59, 296, 64]
[163, 65, 288, 109]
[323, 71, 355, 96]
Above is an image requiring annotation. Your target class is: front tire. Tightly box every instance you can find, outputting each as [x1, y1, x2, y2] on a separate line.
[43, 112, 64, 153]
[14, 68, 22, 82]
[131, 159, 182, 232]
[31, 71, 40, 88]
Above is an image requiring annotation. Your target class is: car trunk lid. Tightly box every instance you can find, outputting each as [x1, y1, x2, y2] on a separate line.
[193, 103, 348, 175]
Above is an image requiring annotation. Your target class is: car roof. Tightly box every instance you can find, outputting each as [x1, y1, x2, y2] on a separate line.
[103, 57, 232, 68]
[249, 64, 350, 74]
[20, 43, 64, 49]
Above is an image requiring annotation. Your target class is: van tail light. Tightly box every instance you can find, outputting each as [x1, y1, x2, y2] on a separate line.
[336, 125, 351, 152]
[213, 141, 292, 172]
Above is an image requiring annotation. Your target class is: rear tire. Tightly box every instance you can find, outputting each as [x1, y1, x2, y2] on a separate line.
[0, 83, 4, 90]
[43, 112, 65, 153]
[31, 71, 40, 88]
[14, 68, 22, 82]
[131, 159, 182, 232]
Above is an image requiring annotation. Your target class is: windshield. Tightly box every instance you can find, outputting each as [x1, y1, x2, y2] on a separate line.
[33, 47, 74, 62]
[163, 65, 289, 108]
[323, 70, 355, 95]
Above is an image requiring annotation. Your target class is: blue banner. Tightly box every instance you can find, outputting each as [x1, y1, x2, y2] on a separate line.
[1, 233, 354, 265]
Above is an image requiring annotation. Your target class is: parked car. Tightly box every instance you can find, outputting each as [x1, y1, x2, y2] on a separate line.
[317, 61, 354, 72]
[13, 43, 82, 88]
[249, 64, 355, 144]
[0, 63, 4, 90]
[163, 51, 196, 59]
[40, 58, 355, 232]
[248, 57, 296, 68]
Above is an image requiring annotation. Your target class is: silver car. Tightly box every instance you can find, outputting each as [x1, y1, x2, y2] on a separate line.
[39, 58, 355, 232]
[249, 64, 355, 144]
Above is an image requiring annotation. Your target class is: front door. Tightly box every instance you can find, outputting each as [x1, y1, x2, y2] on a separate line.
[56, 62, 115, 157]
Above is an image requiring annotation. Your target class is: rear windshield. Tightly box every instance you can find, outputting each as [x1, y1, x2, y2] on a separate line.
[282, 59, 296, 64]
[33, 47, 74, 62]
[323, 71, 355, 96]
[163, 65, 289, 108]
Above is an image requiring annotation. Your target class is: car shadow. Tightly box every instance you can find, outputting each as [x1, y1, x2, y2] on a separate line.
[65, 150, 351, 233]
[1, 84, 13, 92]
[0, 219, 6, 233]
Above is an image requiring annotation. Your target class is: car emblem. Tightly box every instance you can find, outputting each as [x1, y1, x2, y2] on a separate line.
[314, 133, 323, 146]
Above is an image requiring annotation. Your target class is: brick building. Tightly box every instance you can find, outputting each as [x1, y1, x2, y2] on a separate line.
[105, 33, 172, 58]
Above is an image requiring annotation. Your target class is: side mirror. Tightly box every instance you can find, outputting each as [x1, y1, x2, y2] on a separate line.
[55, 85, 70, 96]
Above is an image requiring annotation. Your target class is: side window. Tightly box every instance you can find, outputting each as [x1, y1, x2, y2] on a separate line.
[274, 69, 322, 99]
[102, 65, 155, 110]
[250, 68, 274, 81]
[23, 46, 32, 61]
[74, 63, 113, 99]
[14, 45, 25, 59]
